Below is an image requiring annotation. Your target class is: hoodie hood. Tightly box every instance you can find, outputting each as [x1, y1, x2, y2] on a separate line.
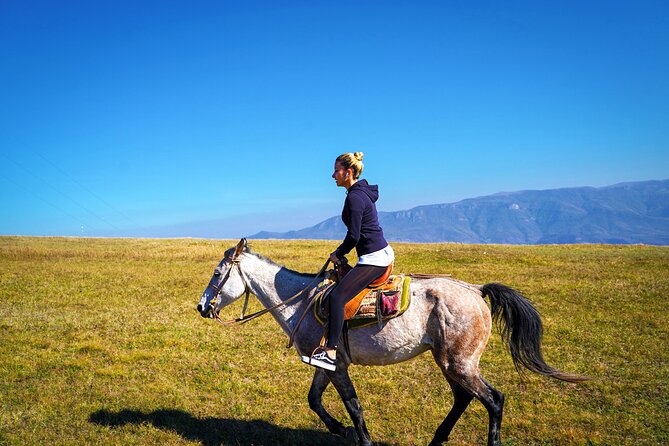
[349, 179, 379, 203]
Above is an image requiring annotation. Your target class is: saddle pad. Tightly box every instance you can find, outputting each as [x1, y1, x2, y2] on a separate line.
[315, 275, 412, 328]
[344, 274, 403, 319]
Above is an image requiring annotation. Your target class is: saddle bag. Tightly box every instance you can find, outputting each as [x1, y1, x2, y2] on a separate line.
[315, 274, 412, 329]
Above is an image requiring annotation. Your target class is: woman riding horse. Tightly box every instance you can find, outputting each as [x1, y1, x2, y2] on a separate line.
[302, 152, 395, 371]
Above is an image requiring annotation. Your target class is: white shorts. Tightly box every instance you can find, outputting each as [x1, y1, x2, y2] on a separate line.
[357, 244, 395, 267]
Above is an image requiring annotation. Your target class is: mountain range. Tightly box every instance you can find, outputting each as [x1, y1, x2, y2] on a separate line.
[250, 180, 669, 245]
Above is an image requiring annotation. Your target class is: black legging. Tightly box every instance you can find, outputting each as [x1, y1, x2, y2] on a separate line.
[326, 263, 387, 349]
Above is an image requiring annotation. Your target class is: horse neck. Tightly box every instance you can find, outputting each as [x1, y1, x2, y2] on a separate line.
[241, 253, 316, 336]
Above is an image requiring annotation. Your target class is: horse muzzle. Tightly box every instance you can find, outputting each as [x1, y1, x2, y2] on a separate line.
[196, 303, 214, 318]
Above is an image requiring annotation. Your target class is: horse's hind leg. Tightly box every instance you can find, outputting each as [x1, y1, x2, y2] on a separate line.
[477, 376, 504, 446]
[432, 348, 504, 446]
[450, 371, 504, 446]
[428, 378, 474, 446]
[308, 369, 347, 438]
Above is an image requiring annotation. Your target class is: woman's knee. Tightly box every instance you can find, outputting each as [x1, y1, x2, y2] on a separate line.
[329, 288, 348, 307]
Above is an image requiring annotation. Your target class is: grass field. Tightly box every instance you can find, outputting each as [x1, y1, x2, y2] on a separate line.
[1, 237, 668, 445]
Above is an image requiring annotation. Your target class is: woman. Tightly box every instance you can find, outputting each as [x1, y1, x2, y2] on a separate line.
[302, 152, 394, 371]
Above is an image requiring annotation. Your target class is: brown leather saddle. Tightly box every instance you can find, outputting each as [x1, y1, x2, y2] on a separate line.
[343, 263, 394, 319]
[315, 262, 411, 329]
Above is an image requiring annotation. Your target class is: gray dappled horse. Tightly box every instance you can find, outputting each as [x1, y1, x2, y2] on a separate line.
[197, 239, 586, 446]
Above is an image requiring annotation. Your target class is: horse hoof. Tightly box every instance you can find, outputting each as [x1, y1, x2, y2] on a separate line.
[344, 426, 359, 444]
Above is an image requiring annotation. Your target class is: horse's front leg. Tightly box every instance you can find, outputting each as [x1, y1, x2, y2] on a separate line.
[308, 369, 347, 438]
[327, 366, 372, 446]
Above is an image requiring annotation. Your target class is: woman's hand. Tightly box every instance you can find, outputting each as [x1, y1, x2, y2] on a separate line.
[329, 251, 340, 265]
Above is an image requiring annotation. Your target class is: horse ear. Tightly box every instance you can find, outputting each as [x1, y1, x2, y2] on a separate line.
[233, 238, 247, 258]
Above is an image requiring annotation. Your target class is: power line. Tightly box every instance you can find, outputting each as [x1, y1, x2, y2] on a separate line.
[0, 169, 101, 234]
[34, 151, 142, 228]
[1, 153, 121, 234]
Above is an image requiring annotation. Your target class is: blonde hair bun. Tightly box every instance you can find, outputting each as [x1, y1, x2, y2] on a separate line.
[336, 151, 365, 179]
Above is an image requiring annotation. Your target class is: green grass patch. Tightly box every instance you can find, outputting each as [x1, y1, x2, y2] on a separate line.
[1, 236, 667, 445]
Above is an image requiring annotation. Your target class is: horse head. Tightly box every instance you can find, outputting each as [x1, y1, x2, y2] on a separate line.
[197, 238, 249, 318]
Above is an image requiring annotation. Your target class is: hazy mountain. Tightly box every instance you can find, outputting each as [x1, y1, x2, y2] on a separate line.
[250, 180, 669, 245]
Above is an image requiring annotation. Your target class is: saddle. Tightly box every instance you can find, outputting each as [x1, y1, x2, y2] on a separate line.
[314, 264, 412, 329]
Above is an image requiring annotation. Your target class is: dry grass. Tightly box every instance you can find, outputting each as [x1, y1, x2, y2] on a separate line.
[1, 236, 667, 445]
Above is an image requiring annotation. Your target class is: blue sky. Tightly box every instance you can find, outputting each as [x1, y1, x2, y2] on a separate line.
[1, 0, 668, 238]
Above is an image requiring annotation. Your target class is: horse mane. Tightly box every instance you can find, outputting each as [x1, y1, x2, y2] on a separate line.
[243, 247, 321, 279]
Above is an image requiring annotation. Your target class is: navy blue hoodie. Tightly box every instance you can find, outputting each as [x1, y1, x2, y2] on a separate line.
[335, 179, 388, 259]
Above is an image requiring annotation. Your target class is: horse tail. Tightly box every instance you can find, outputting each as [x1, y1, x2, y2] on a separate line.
[480, 282, 589, 383]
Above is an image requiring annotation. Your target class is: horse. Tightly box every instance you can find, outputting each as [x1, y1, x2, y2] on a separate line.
[196, 239, 586, 446]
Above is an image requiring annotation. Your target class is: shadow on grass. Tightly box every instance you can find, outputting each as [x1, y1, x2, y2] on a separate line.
[89, 408, 397, 446]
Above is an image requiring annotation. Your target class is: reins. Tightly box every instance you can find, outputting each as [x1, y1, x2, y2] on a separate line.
[210, 257, 331, 327]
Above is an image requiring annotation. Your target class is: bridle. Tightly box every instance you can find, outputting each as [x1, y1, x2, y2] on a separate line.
[206, 249, 331, 329]
[206, 254, 252, 323]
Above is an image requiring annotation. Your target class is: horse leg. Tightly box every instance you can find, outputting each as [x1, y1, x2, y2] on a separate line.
[327, 366, 372, 446]
[478, 376, 505, 446]
[449, 371, 504, 446]
[431, 342, 504, 446]
[308, 369, 347, 438]
[428, 378, 474, 446]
